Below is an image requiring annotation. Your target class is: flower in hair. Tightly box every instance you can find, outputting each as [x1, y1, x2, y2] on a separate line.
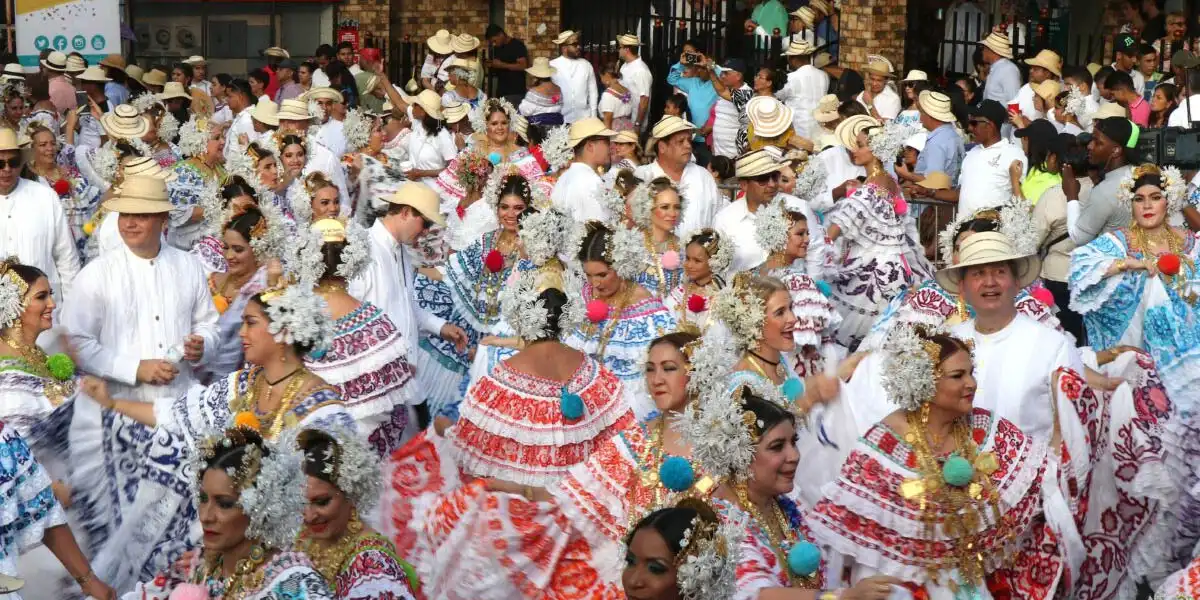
[610, 225, 654, 281]
[158, 112, 180, 144]
[676, 510, 745, 600]
[1063, 85, 1087, 117]
[261, 283, 336, 353]
[469, 97, 519, 136]
[1117, 164, 1187, 215]
[518, 208, 569, 266]
[867, 122, 917, 164]
[130, 92, 162, 115]
[937, 200, 1039, 261]
[341, 108, 372, 154]
[91, 142, 120, 184]
[0, 272, 21, 329]
[879, 323, 955, 411]
[792, 158, 827, 201]
[177, 117, 211, 159]
[500, 267, 553, 341]
[540, 125, 573, 173]
[711, 277, 766, 349]
[753, 199, 791, 255]
[298, 428, 381, 511]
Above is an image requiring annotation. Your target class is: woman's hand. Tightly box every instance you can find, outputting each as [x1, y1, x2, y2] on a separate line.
[52, 481, 72, 508]
[433, 416, 453, 436]
[81, 376, 113, 409]
[843, 576, 905, 600]
[1097, 345, 1141, 366]
[837, 352, 869, 382]
[79, 575, 115, 600]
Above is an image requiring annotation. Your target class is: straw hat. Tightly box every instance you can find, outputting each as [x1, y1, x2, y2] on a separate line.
[834, 114, 879, 149]
[445, 56, 479, 74]
[388, 181, 446, 226]
[99, 54, 126, 71]
[525, 57, 557, 79]
[902, 69, 928, 82]
[809, 0, 833, 16]
[978, 31, 1013, 60]
[553, 30, 580, 46]
[360, 74, 380, 95]
[746, 96, 794, 138]
[568, 117, 618, 147]
[792, 6, 820, 29]
[426, 30, 454, 54]
[1032, 80, 1062, 104]
[125, 65, 145, 84]
[65, 55, 88, 75]
[512, 114, 529, 142]
[936, 231, 1041, 293]
[1091, 102, 1127, 120]
[307, 87, 344, 103]
[783, 39, 816, 57]
[158, 82, 191, 101]
[1086, 62, 1102, 76]
[263, 47, 290, 59]
[443, 101, 470, 124]
[142, 69, 167, 88]
[0, 65, 22, 83]
[735, 149, 785, 178]
[121, 155, 176, 181]
[813, 52, 833, 69]
[104, 175, 174, 214]
[615, 34, 641, 47]
[1024, 49, 1063, 77]
[0, 573, 22, 593]
[77, 66, 111, 84]
[812, 94, 840, 123]
[101, 105, 150, 140]
[183, 55, 206, 66]
[863, 55, 896, 78]
[451, 33, 480, 54]
[904, 132, 927, 152]
[40, 51, 67, 72]
[277, 99, 312, 122]
[251, 98, 280, 127]
[916, 171, 952, 190]
[612, 130, 641, 149]
[0, 128, 21, 152]
[649, 115, 695, 141]
[410, 90, 443, 120]
[918, 90, 956, 123]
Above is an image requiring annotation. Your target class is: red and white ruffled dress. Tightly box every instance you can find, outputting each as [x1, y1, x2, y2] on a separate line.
[380, 355, 632, 599]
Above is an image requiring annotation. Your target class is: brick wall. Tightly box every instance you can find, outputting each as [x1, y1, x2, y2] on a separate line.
[340, 0, 390, 42]
[838, 0, 908, 73]
[371, 0, 561, 59]
[389, 0, 491, 44]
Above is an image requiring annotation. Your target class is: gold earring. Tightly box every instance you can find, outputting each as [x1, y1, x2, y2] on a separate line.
[348, 506, 363, 534]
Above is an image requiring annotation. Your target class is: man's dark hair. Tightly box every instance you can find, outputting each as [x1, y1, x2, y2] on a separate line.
[1062, 66, 1093, 88]
[229, 78, 253, 99]
[247, 68, 269, 88]
[1107, 70, 1135, 92]
[1140, 43, 1158, 58]
[314, 44, 335, 60]
[838, 99, 868, 118]
[336, 41, 354, 53]
[484, 24, 505, 39]
[1094, 66, 1116, 86]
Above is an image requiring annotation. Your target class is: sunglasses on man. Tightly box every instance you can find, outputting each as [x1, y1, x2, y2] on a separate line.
[750, 171, 781, 183]
[0, 157, 21, 170]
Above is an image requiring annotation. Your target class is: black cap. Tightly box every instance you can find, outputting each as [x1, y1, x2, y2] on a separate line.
[969, 100, 1007, 129]
[1014, 118, 1058, 143]
[278, 58, 297, 70]
[721, 58, 747, 74]
[1115, 33, 1138, 55]
[1094, 116, 1134, 148]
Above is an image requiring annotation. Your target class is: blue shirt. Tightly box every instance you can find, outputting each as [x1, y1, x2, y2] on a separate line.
[816, 19, 839, 59]
[667, 63, 718, 141]
[915, 123, 964, 184]
[104, 82, 129, 108]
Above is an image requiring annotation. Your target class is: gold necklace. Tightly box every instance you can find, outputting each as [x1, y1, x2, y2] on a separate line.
[734, 482, 820, 588]
[745, 351, 785, 383]
[317, 281, 347, 295]
[472, 230, 518, 325]
[294, 528, 364, 591]
[3, 330, 72, 406]
[1129, 224, 1183, 256]
[235, 367, 313, 440]
[197, 544, 268, 598]
[591, 283, 634, 360]
[643, 231, 679, 298]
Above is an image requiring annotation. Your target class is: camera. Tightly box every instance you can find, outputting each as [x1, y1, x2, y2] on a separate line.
[684, 52, 702, 65]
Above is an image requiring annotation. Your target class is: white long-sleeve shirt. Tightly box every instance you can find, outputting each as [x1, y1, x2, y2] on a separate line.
[223, 108, 254, 162]
[552, 162, 610, 223]
[62, 244, 219, 404]
[620, 57, 653, 126]
[777, 65, 830, 137]
[0, 179, 80, 300]
[549, 56, 598, 124]
[316, 119, 347, 159]
[349, 221, 446, 352]
[633, 160, 725, 235]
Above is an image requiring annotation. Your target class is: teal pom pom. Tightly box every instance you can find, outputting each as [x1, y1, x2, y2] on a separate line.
[487, 151, 502, 165]
[787, 541, 821, 577]
[815, 280, 833, 297]
[46, 353, 75, 381]
[782, 377, 804, 402]
[560, 388, 585, 420]
[658, 456, 694, 492]
[942, 454, 975, 487]
[308, 347, 328, 360]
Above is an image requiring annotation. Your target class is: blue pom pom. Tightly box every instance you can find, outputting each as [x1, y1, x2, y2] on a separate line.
[942, 454, 975, 487]
[487, 151, 502, 165]
[787, 541, 821, 577]
[815, 280, 833, 297]
[658, 456, 695, 492]
[781, 377, 804, 402]
[308, 347, 328, 360]
[560, 388, 585, 420]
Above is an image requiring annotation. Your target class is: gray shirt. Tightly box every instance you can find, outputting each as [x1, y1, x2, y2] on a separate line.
[1075, 164, 1133, 245]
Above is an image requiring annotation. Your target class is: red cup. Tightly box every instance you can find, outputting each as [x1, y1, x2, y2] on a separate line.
[1007, 102, 1020, 113]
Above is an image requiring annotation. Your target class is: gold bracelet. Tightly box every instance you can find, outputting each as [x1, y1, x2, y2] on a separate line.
[523, 485, 534, 502]
[74, 569, 94, 585]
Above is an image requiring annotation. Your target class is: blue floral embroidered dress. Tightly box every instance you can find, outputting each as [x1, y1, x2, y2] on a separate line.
[0, 422, 67, 599]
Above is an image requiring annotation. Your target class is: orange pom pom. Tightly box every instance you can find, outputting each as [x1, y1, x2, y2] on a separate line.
[233, 411, 261, 432]
[212, 294, 229, 314]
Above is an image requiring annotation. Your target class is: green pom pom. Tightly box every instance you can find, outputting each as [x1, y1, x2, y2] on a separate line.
[46, 353, 75, 381]
[942, 454, 974, 487]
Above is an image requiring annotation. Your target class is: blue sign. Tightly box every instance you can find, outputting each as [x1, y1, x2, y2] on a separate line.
[33, 36, 48, 50]
[91, 35, 105, 50]
[52, 35, 67, 51]
[72, 35, 85, 50]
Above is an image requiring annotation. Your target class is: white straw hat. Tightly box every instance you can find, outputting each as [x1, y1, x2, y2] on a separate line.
[158, 82, 191, 101]
[443, 101, 470, 124]
[263, 47, 290, 59]
[0, 128, 21, 152]
[277, 99, 311, 122]
[413, 90, 443, 120]
[918, 90, 956, 123]
[427, 30, 453, 54]
[100, 104, 151, 140]
[834, 114, 879, 149]
[735, 149, 785, 178]
[902, 69, 929, 82]
[916, 171, 952, 190]
[76, 66, 111, 83]
[65, 55, 88, 74]
[1024, 49, 1063, 77]
[183, 55, 207, 66]
[783, 39, 816, 57]
[451, 33, 481, 54]
[978, 31, 1013, 60]
[650, 115, 696, 140]
[307, 87, 344, 103]
[141, 69, 167, 88]
[251, 98, 280, 127]
[388, 181, 446, 226]
[553, 30, 580, 46]
[568, 117, 618, 147]
[40, 51, 67, 72]
[936, 231, 1041, 293]
[104, 175, 174, 214]
[746, 96, 794, 138]
[615, 34, 641, 46]
[792, 6, 820, 29]
[812, 94, 840, 123]
[863, 55, 896, 78]
[525, 57, 556, 79]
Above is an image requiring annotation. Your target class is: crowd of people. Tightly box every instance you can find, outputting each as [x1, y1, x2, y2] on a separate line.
[0, 2, 1198, 599]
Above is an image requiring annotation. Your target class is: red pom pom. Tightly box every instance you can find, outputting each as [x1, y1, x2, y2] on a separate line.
[484, 249, 505, 273]
[687, 293, 708, 313]
[892, 197, 908, 216]
[586, 300, 609, 323]
[1158, 253, 1182, 276]
[52, 179, 70, 196]
[455, 205, 466, 219]
[1030, 286, 1055, 307]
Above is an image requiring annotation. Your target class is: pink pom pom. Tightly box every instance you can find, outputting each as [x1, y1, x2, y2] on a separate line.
[660, 250, 680, 270]
[892, 197, 908, 216]
[586, 300, 609, 323]
[1030, 286, 1055, 307]
[169, 583, 209, 600]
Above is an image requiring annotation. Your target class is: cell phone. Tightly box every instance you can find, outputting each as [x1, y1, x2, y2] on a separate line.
[75, 90, 88, 108]
[684, 52, 702, 65]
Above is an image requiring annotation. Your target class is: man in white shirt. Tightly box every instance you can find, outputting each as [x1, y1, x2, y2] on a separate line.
[350, 181, 467, 354]
[634, 115, 724, 235]
[857, 56, 901, 121]
[954, 101, 1027, 214]
[222, 78, 256, 161]
[713, 149, 782, 273]
[617, 34, 653, 131]
[776, 39, 829, 138]
[709, 58, 752, 159]
[1016, 49, 1062, 122]
[552, 117, 617, 223]
[0, 128, 79, 301]
[549, 30, 598, 124]
[1168, 69, 1200, 127]
[978, 32, 1021, 105]
[309, 87, 348, 158]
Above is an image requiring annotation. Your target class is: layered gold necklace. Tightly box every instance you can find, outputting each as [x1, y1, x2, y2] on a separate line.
[233, 367, 313, 440]
[1128, 224, 1183, 256]
[734, 482, 821, 588]
[3, 331, 73, 406]
[196, 544, 268, 598]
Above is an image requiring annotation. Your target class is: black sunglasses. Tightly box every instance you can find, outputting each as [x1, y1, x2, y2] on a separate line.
[421, 216, 435, 229]
[0, 157, 20, 170]
[751, 172, 781, 183]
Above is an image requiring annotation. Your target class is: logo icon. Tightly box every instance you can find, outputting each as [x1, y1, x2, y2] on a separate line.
[52, 35, 68, 51]
[91, 35, 105, 50]
[72, 35, 85, 51]
[34, 36, 49, 50]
